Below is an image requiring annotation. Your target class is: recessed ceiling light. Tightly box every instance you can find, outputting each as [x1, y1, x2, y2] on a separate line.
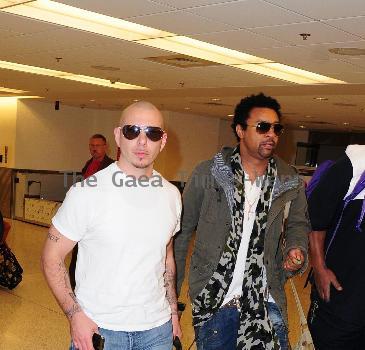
[227, 114, 234, 117]
[329, 48, 365, 56]
[304, 115, 312, 118]
[313, 97, 328, 101]
[299, 125, 306, 129]
[282, 112, 298, 116]
[343, 122, 350, 126]
[298, 120, 335, 125]
[89, 99, 95, 102]
[133, 99, 139, 102]
[145, 54, 216, 68]
[333, 102, 357, 107]
[0, 60, 148, 90]
[211, 98, 221, 102]
[0, 0, 346, 85]
[184, 107, 191, 110]
[91, 65, 120, 72]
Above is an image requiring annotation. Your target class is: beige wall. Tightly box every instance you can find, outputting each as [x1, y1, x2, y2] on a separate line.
[218, 119, 237, 149]
[15, 100, 120, 171]
[0, 97, 18, 168]
[156, 111, 221, 181]
[275, 128, 309, 164]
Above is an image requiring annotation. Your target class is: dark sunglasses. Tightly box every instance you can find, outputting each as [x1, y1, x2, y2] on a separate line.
[245, 121, 284, 136]
[121, 124, 165, 142]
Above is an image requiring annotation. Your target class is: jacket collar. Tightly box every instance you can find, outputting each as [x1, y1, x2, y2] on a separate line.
[218, 146, 300, 200]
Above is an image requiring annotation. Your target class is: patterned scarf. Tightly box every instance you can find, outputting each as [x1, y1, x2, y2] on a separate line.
[192, 147, 280, 349]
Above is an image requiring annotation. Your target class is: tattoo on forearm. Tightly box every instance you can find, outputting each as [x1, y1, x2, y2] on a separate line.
[65, 292, 81, 319]
[57, 261, 72, 290]
[65, 303, 81, 320]
[164, 268, 178, 314]
[54, 260, 80, 319]
[69, 292, 77, 303]
[47, 232, 60, 242]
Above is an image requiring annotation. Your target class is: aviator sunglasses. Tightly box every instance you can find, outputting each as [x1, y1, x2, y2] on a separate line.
[245, 121, 284, 136]
[121, 124, 165, 142]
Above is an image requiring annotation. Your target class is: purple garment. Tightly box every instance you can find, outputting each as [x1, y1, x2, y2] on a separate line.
[305, 160, 335, 198]
[325, 170, 365, 257]
[348, 171, 365, 232]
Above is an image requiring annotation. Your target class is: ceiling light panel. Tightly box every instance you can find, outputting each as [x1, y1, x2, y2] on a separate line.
[0, 86, 28, 93]
[1, 0, 347, 85]
[0, 1, 31, 9]
[0, 60, 148, 89]
[2, 0, 172, 41]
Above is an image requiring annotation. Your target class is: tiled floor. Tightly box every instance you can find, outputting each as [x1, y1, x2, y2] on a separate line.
[0, 220, 311, 349]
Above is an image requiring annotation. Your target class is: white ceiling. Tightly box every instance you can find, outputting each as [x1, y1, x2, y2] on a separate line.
[1, 0, 365, 132]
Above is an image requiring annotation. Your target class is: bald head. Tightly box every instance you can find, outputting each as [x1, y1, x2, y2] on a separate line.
[114, 100, 167, 177]
[120, 101, 164, 128]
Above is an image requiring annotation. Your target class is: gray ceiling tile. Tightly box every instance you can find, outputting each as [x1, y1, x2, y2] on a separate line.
[252, 21, 362, 46]
[56, 0, 174, 18]
[187, 0, 311, 29]
[150, 0, 241, 10]
[325, 17, 365, 39]
[263, 0, 365, 20]
[191, 28, 288, 50]
[127, 9, 234, 35]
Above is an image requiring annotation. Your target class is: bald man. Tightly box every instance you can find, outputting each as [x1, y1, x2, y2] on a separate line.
[41, 102, 182, 350]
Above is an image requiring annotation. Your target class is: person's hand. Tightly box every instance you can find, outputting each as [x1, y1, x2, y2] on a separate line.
[283, 248, 304, 272]
[313, 266, 342, 302]
[172, 313, 183, 340]
[70, 311, 99, 350]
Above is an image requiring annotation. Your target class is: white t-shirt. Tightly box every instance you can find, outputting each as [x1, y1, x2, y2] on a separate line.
[223, 172, 275, 305]
[52, 163, 182, 331]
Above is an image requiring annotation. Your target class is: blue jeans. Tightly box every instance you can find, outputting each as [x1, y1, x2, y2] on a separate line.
[267, 302, 289, 350]
[70, 320, 172, 350]
[195, 302, 289, 350]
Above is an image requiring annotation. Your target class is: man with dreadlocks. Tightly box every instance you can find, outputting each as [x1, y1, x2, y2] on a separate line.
[175, 93, 310, 350]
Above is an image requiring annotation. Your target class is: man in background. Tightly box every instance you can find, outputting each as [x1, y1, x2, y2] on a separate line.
[82, 134, 114, 178]
[69, 134, 114, 289]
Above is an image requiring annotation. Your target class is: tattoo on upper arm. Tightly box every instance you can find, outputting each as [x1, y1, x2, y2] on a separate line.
[47, 232, 60, 242]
